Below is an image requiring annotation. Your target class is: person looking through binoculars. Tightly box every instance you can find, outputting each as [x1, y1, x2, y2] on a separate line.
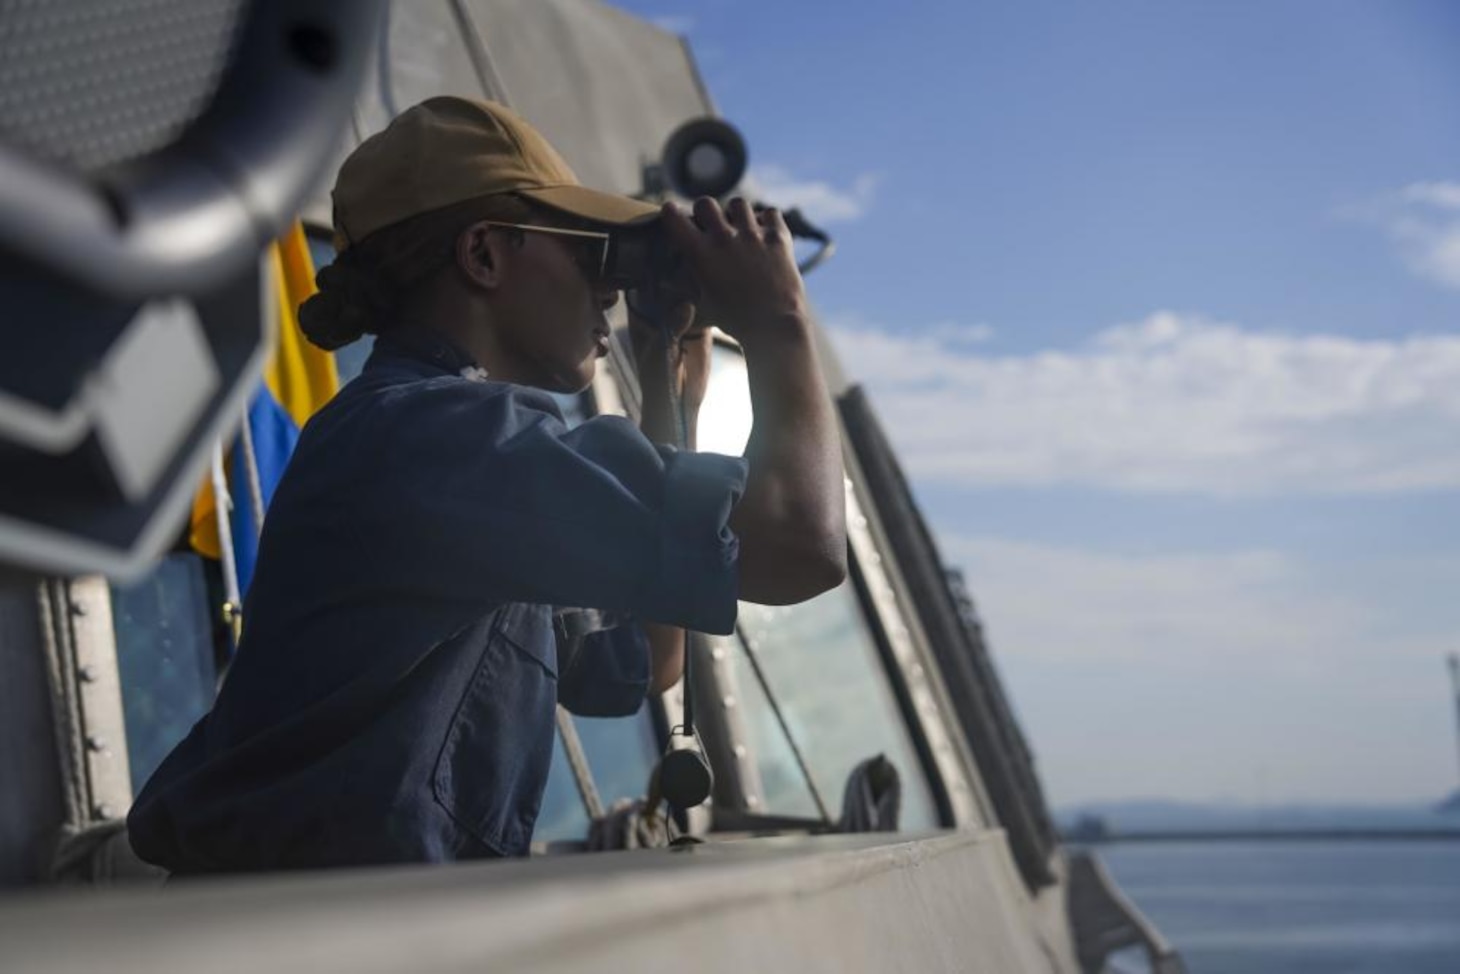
[128, 96, 846, 873]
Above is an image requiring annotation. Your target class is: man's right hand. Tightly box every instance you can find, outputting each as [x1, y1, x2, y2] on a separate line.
[659, 197, 847, 606]
[659, 198, 811, 347]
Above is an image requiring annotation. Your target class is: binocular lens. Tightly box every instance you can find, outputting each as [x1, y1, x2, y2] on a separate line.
[607, 227, 694, 293]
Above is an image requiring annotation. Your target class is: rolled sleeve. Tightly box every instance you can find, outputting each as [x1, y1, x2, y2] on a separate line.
[635, 446, 747, 635]
[346, 380, 748, 634]
[557, 619, 652, 717]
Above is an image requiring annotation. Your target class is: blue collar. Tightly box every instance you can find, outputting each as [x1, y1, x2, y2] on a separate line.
[368, 329, 479, 377]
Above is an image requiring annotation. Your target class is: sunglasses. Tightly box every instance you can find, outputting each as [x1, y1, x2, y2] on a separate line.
[481, 221, 677, 292]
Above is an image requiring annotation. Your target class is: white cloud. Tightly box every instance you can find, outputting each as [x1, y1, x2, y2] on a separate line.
[829, 311, 1460, 495]
[750, 166, 877, 223]
[942, 535, 1460, 803]
[943, 537, 1364, 667]
[651, 15, 695, 35]
[1400, 181, 1460, 210]
[1351, 181, 1460, 289]
[925, 321, 996, 345]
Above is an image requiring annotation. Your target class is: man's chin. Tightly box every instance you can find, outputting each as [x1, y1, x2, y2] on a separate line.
[544, 358, 595, 396]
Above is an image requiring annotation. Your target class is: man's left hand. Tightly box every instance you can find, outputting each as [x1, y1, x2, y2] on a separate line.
[629, 296, 713, 441]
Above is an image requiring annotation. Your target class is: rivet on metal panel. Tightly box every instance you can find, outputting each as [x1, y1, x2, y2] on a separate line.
[69, 602, 88, 617]
[94, 804, 115, 820]
[78, 665, 99, 683]
[746, 795, 760, 808]
[85, 735, 107, 753]
[733, 744, 747, 758]
[711, 646, 726, 661]
[721, 695, 736, 709]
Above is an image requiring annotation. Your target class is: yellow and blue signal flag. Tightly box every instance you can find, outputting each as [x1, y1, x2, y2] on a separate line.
[190, 223, 339, 597]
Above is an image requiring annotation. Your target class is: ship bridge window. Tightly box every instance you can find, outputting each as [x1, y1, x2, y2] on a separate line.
[574, 703, 660, 810]
[697, 342, 941, 830]
[532, 734, 594, 844]
[111, 553, 223, 793]
[696, 343, 752, 456]
[733, 591, 939, 830]
[534, 704, 662, 846]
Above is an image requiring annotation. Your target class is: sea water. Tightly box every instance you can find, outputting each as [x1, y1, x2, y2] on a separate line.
[1099, 841, 1460, 974]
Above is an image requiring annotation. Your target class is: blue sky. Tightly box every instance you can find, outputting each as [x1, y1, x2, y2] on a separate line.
[616, 1, 1460, 808]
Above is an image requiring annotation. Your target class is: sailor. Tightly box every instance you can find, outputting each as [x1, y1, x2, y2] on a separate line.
[127, 96, 847, 872]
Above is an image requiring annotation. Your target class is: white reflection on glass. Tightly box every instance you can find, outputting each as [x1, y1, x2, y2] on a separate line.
[697, 344, 939, 828]
[696, 344, 753, 456]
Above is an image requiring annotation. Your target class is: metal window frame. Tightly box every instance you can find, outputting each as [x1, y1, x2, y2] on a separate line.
[36, 577, 134, 831]
[636, 334, 983, 831]
[838, 434, 999, 830]
[840, 478, 978, 829]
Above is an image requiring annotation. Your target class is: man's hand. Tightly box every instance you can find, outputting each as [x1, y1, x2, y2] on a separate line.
[629, 296, 711, 448]
[626, 300, 705, 696]
[661, 196, 848, 605]
[660, 198, 810, 349]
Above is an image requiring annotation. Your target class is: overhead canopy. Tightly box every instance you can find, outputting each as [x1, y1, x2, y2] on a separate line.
[306, 0, 713, 223]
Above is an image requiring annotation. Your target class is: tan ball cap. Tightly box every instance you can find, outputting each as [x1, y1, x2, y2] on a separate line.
[332, 96, 659, 246]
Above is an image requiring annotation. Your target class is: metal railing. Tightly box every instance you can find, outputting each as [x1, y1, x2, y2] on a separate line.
[1066, 849, 1186, 974]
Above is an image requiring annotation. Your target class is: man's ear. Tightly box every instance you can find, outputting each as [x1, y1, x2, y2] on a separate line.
[456, 221, 505, 289]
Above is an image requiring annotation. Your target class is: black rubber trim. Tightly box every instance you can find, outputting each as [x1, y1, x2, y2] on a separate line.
[839, 384, 1058, 890]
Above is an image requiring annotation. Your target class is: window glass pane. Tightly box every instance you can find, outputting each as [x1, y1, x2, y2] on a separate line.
[735, 587, 940, 830]
[696, 342, 940, 829]
[533, 732, 592, 843]
[722, 637, 822, 817]
[574, 703, 659, 807]
[697, 344, 752, 456]
[110, 554, 219, 794]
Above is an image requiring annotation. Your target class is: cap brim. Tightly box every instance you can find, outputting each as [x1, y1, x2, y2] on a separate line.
[518, 184, 661, 228]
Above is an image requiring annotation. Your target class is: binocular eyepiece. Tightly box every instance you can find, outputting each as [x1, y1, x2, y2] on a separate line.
[601, 223, 687, 295]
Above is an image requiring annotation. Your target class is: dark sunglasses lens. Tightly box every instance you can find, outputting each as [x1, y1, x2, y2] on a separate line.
[603, 230, 675, 290]
[602, 235, 641, 289]
[567, 236, 609, 283]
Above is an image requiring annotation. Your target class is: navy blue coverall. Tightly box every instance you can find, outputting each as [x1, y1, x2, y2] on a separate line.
[129, 333, 746, 872]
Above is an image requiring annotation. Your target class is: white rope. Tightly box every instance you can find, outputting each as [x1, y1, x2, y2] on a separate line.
[210, 439, 243, 648]
[236, 410, 267, 540]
